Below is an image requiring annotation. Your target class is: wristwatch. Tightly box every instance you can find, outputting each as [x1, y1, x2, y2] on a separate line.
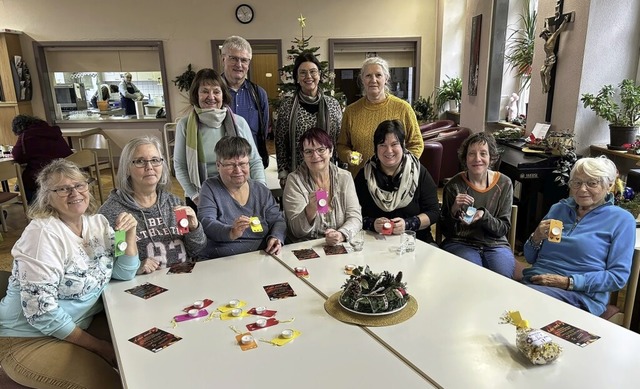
[567, 276, 574, 291]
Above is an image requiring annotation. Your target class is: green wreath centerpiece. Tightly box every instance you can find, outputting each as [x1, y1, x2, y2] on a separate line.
[339, 266, 409, 314]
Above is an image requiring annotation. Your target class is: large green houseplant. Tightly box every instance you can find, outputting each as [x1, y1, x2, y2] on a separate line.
[581, 79, 640, 148]
[436, 76, 462, 113]
[505, 0, 536, 92]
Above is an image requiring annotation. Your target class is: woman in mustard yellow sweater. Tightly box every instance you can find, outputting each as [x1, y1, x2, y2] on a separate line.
[337, 57, 423, 176]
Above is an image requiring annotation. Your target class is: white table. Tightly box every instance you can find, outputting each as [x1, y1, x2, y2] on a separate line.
[265, 154, 282, 198]
[60, 127, 105, 149]
[103, 250, 432, 388]
[274, 233, 640, 388]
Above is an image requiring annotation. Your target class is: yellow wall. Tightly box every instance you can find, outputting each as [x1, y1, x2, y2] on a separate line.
[0, 0, 437, 120]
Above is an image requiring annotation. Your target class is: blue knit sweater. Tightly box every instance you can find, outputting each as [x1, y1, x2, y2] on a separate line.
[523, 194, 636, 315]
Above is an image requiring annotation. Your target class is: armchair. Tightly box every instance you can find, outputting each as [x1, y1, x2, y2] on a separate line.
[423, 126, 471, 185]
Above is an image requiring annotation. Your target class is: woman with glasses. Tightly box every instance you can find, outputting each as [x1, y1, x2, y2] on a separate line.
[522, 157, 635, 316]
[275, 51, 343, 188]
[99, 136, 206, 274]
[0, 159, 138, 388]
[283, 128, 362, 244]
[337, 56, 423, 177]
[198, 136, 286, 259]
[440, 132, 515, 278]
[174, 68, 265, 213]
[355, 120, 439, 243]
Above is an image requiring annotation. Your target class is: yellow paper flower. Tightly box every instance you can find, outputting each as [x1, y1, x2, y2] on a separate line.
[298, 14, 306, 28]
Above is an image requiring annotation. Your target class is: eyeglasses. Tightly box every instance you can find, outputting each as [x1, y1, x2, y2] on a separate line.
[298, 69, 320, 78]
[131, 158, 164, 168]
[219, 161, 250, 170]
[303, 147, 329, 157]
[50, 182, 90, 197]
[226, 55, 251, 65]
[568, 179, 601, 189]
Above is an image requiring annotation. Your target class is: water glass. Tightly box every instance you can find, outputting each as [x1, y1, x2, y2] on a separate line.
[402, 231, 416, 253]
[350, 230, 365, 252]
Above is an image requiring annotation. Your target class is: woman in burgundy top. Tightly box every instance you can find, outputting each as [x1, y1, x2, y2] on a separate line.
[11, 114, 73, 203]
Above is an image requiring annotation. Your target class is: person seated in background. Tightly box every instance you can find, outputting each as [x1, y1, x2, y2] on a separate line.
[440, 132, 515, 278]
[522, 157, 635, 316]
[0, 159, 139, 388]
[91, 84, 119, 109]
[198, 136, 285, 259]
[11, 114, 73, 203]
[355, 120, 439, 244]
[99, 136, 206, 274]
[173, 68, 265, 213]
[283, 127, 361, 244]
[119, 72, 144, 115]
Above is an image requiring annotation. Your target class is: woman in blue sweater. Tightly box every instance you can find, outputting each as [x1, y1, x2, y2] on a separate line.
[522, 157, 636, 316]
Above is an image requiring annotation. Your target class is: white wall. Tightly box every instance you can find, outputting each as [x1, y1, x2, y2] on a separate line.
[0, 0, 438, 121]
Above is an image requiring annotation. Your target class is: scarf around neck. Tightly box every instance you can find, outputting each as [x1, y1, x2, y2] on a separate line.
[363, 152, 419, 212]
[185, 106, 238, 192]
[288, 89, 328, 171]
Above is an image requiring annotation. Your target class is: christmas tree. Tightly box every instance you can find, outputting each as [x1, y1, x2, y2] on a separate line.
[273, 15, 345, 110]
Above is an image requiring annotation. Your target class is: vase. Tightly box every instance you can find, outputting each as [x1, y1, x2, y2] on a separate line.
[609, 125, 638, 149]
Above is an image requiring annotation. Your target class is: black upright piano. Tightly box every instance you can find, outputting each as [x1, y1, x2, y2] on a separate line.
[497, 141, 568, 249]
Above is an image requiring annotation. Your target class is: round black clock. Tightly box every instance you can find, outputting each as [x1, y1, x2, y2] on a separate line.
[235, 4, 254, 24]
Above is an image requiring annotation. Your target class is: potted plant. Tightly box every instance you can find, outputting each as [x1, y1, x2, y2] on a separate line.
[580, 79, 640, 149]
[504, 0, 536, 93]
[436, 76, 462, 113]
[412, 95, 438, 123]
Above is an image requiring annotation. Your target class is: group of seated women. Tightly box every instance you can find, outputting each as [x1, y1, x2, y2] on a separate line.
[0, 64, 635, 388]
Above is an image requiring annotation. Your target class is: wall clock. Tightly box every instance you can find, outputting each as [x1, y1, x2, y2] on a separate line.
[235, 4, 254, 24]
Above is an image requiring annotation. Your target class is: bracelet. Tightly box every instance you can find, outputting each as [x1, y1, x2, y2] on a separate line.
[567, 276, 574, 291]
[527, 233, 543, 250]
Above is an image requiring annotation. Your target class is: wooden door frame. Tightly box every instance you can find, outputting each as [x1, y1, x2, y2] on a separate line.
[328, 37, 421, 101]
[210, 39, 282, 80]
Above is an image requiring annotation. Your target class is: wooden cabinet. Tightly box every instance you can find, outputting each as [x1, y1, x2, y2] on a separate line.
[0, 31, 32, 145]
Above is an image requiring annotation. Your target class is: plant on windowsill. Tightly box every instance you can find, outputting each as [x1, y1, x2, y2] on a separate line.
[412, 95, 438, 123]
[435, 76, 462, 113]
[580, 79, 640, 149]
[504, 0, 536, 93]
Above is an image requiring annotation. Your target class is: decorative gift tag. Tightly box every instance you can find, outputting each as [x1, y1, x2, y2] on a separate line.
[247, 307, 277, 317]
[220, 309, 250, 321]
[114, 230, 127, 256]
[175, 209, 189, 234]
[182, 299, 214, 312]
[294, 266, 309, 278]
[267, 329, 301, 346]
[249, 217, 263, 233]
[218, 300, 247, 313]
[548, 219, 563, 243]
[246, 317, 279, 331]
[236, 332, 258, 351]
[173, 309, 208, 323]
[316, 189, 329, 214]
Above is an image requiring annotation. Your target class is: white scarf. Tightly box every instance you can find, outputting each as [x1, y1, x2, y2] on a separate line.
[194, 106, 227, 128]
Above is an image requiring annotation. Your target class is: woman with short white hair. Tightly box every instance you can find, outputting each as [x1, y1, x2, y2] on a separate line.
[522, 156, 635, 316]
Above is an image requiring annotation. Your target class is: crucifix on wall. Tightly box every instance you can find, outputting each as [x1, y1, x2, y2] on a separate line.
[540, 0, 574, 122]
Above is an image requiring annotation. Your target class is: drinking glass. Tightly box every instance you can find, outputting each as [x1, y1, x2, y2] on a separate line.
[350, 230, 365, 252]
[402, 230, 416, 253]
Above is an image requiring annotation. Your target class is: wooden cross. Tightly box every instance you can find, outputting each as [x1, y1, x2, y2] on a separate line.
[541, 0, 574, 122]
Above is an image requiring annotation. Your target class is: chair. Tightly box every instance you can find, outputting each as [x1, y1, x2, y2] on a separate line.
[601, 249, 640, 329]
[162, 120, 178, 174]
[66, 150, 104, 204]
[79, 134, 116, 185]
[0, 161, 29, 232]
[12, 163, 29, 216]
[424, 126, 471, 185]
[420, 119, 455, 140]
[420, 141, 443, 185]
